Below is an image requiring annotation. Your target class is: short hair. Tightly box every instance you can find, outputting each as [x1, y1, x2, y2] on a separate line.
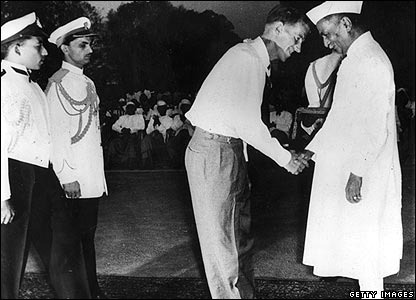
[1, 36, 34, 59]
[266, 5, 309, 27]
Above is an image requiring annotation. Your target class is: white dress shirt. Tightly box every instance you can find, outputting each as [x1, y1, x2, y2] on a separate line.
[112, 114, 145, 133]
[185, 36, 291, 167]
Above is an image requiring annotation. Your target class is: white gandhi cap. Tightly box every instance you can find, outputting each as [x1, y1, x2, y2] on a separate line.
[1, 12, 47, 44]
[49, 17, 97, 47]
[306, 1, 363, 25]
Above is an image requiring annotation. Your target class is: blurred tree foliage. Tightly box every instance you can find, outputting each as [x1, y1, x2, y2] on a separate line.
[1, 1, 241, 109]
[104, 1, 241, 97]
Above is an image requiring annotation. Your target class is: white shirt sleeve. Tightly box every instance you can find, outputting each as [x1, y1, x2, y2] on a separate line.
[1, 112, 11, 201]
[229, 55, 291, 167]
[112, 116, 125, 133]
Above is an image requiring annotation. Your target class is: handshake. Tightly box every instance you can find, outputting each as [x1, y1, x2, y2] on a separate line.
[285, 149, 314, 175]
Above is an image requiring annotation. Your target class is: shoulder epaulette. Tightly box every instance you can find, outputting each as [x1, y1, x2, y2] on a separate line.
[45, 68, 70, 94]
[1, 69, 6, 77]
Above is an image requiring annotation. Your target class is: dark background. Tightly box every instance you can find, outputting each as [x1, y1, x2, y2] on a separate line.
[2, 1, 415, 111]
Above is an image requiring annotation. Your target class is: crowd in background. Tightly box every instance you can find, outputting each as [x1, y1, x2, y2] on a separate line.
[100, 89, 195, 169]
[99, 85, 415, 170]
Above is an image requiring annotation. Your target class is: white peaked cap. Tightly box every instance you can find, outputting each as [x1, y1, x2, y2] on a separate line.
[179, 99, 191, 107]
[306, 1, 363, 25]
[1, 12, 46, 44]
[49, 17, 96, 47]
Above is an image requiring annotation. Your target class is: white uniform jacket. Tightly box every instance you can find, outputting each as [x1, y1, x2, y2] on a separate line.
[303, 32, 402, 279]
[46, 61, 107, 199]
[1, 60, 51, 201]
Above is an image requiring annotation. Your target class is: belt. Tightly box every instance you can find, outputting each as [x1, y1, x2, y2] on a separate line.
[195, 127, 240, 144]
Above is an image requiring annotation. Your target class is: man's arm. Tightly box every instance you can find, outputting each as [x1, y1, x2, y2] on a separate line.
[47, 82, 80, 197]
[1, 112, 14, 224]
[111, 116, 124, 133]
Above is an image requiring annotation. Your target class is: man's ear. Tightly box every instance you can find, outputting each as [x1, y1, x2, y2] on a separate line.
[340, 16, 353, 32]
[60, 44, 68, 55]
[14, 44, 21, 56]
[274, 21, 284, 34]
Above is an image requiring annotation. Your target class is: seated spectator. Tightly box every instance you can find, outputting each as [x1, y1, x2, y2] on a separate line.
[106, 102, 145, 169]
[269, 104, 293, 147]
[168, 99, 195, 168]
[141, 100, 175, 169]
[115, 97, 127, 117]
[112, 102, 145, 134]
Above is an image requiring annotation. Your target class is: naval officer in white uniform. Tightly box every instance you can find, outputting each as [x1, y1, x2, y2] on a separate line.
[47, 17, 107, 299]
[1, 12, 90, 299]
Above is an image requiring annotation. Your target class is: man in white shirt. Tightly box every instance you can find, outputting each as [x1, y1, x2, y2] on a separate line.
[141, 100, 175, 168]
[112, 102, 146, 134]
[47, 17, 108, 299]
[184, 5, 310, 299]
[107, 101, 145, 169]
[303, 2, 402, 298]
[167, 99, 194, 169]
[1, 13, 90, 299]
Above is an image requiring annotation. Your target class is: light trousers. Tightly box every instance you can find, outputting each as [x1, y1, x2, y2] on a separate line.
[185, 127, 255, 299]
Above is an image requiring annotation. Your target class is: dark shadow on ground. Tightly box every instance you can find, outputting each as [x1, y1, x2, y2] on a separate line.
[20, 273, 415, 299]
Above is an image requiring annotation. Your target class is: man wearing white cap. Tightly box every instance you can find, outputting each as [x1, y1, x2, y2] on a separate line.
[141, 99, 175, 168]
[184, 4, 311, 299]
[47, 16, 107, 299]
[302, 2, 402, 298]
[167, 99, 194, 168]
[107, 101, 145, 169]
[1, 12, 90, 299]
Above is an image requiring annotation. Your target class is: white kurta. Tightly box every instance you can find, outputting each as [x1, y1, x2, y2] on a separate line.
[303, 32, 402, 280]
[47, 62, 107, 199]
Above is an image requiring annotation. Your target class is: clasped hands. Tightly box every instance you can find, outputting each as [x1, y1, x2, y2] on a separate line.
[285, 149, 314, 175]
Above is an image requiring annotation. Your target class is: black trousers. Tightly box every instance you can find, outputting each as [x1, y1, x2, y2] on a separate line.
[1, 159, 34, 299]
[1, 159, 91, 299]
[67, 197, 101, 298]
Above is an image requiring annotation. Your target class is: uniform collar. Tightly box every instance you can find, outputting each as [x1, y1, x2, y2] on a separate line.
[244, 36, 271, 76]
[1, 60, 34, 81]
[61, 61, 84, 75]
